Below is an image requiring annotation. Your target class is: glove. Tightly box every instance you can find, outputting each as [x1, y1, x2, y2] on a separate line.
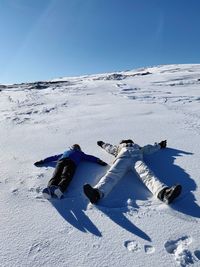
[159, 140, 167, 149]
[97, 159, 107, 166]
[97, 141, 105, 147]
[34, 160, 44, 166]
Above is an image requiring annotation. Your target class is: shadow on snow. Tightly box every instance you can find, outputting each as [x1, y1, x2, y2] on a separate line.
[40, 147, 200, 239]
[145, 147, 200, 218]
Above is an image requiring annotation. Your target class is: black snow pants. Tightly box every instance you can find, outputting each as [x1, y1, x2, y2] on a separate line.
[48, 158, 76, 193]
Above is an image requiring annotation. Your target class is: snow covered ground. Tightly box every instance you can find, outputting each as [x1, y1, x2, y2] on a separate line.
[1, 64, 200, 267]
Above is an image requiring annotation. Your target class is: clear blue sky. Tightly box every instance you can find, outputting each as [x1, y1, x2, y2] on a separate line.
[1, 0, 200, 84]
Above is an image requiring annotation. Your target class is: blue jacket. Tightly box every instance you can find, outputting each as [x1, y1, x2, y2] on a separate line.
[41, 149, 100, 166]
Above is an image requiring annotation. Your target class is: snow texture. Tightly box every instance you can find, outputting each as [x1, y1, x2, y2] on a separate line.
[0, 64, 200, 267]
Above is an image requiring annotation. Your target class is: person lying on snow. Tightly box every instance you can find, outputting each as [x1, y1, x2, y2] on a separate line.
[34, 144, 107, 199]
[83, 139, 182, 205]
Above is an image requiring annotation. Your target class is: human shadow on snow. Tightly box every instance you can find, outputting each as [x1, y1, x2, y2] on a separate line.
[40, 162, 151, 240]
[39, 147, 199, 239]
[94, 170, 153, 241]
[41, 162, 104, 237]
[50, 196, 102, 237]
[144, 147, 200, 218]
[96, 203, 152, 242]
[92, 147, 200, 240]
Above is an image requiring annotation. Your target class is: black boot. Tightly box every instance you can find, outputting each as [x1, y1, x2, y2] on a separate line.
[158, 184, 182, 204]
[83, 184, 100, 204]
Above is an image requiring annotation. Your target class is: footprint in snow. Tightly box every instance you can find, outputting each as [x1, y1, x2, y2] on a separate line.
[144, 245, 155, 254]
[28, 240, 50, 257]
[28, 186, 42, 194]
[36, 173, 45, 179]
[11, 188, 19, 195]
[124, 240, 155, 254]
[28, 186, 45, 200]
[124, 240, 142, 253]
[164, 235, 198, 266]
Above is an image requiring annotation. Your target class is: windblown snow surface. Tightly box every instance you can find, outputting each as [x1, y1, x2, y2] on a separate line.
[1, 64, 200, 267]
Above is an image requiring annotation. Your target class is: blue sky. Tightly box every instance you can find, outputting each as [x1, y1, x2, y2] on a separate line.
[1, 0, 200, 84]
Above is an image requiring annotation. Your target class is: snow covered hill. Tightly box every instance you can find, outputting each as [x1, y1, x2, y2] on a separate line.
[1, 64, 200, 267]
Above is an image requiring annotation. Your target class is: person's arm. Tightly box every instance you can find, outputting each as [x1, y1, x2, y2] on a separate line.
[82, 152, 107, 166]
[97, 141, 118, 157]
[141, 140, 167, 155]
[34, 154, 62, 166]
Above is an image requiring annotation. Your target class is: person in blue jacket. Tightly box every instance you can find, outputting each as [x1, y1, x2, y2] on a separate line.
[34, 144, 107, 199]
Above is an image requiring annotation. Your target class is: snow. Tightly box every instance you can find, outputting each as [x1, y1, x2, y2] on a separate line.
[1, 64, 200, 267]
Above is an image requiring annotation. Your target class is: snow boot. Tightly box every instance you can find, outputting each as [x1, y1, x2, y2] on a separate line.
[83, 184, 100, 204]
[158, 184, 182, 204]
[49, 185, 64, 199]
[42, 187, 52, 199]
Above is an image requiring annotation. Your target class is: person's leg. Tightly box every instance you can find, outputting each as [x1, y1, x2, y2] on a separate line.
[133, 160, 167, 197]
[48, 159, 65, 187]
[84, 158, 130, 204]
[58, 160, 76, 193]
[83, 158, 130, 203]
[94, 158, 131, 198]
[43, 159, 66, 199]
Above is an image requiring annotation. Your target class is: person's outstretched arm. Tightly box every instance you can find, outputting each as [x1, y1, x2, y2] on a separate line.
[82, 152, 107, 166]
[141, 140, 167, 155]
[97, 141, 118, 157]
[34, 154, 62, 166]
